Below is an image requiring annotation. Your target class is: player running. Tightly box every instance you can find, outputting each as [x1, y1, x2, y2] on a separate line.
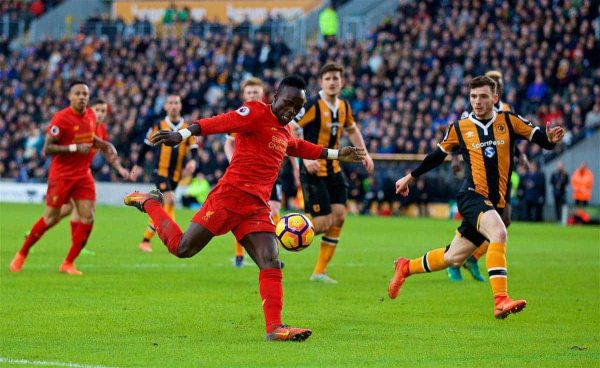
[123, 75, 365, 341]
[388, 76, 564, 319]
[130, 94, 199, 252]
[293, 63, 374, 284]
[57, 99, 129, 238]
[10, 81, 120, 275]
[447, 70, 527, 282]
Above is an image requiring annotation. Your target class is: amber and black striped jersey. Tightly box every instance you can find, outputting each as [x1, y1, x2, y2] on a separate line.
[438, 111, 539, 209]
[143, 117, 197, 182]
[293, 91, 356, 177]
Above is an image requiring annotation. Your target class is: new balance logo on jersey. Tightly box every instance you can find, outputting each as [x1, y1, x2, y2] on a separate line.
[471, 139, 505, 150]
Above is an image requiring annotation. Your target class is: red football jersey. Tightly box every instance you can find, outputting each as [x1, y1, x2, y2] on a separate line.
[47, 107, 96, 179]
[195, 101, 323, 204]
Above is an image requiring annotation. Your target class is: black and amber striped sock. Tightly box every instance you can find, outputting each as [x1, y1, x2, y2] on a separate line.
[471, 241, 489, 261]
[486, 242, 508, 297]
[142, 224, 155, 242]
[408, 247, 447, 275]
[314, 226, 341, 274]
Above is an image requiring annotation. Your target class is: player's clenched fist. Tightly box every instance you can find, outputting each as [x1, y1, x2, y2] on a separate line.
[151, 130, 182, 146]
[339, 146, 367, 163]
[395, 174, 414, 197]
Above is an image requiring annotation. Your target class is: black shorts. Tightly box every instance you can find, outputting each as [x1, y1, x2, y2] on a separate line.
[270, 179, 283, 202]
[456, 190, 503, 246]
[154, 175, 179, 192]
[301, 171, 348, 217]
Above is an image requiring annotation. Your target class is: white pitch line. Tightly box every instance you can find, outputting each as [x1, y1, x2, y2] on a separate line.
[0, 356, 118, 368]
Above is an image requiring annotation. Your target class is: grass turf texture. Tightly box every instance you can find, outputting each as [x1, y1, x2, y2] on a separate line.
[1, 202, 598, 367]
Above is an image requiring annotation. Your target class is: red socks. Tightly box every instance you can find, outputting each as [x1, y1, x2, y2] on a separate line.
[144, 200, 182, 255]
[19, 217, 48, 256]
[65, 222, 93, 264]
[259, 268, 283, 333]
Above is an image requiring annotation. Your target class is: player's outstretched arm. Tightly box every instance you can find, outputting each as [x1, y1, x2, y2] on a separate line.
[396, 147, 448, 196]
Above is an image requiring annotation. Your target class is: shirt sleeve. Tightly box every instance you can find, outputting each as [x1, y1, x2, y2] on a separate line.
[437, 124, 460, 154]
[286, 136, 323, 159]
[293, 101, 317, 128]
[143, 124, 159, 146]
[47, 114, 65, 141]
[508, 113, 539, 141]
[344, 100, 356, 129]
[196, 105, 256, 136]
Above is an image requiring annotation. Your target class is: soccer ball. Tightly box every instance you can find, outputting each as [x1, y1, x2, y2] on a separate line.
[275, 213, 314, 252]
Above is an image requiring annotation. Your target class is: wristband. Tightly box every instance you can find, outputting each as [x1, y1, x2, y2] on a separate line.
[327, 149, 339, 160]
[68, 144, 77, 152]
[178, 128, 192, 140]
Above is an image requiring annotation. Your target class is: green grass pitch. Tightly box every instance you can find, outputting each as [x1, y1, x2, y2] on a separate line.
[1, 202, 598, 367]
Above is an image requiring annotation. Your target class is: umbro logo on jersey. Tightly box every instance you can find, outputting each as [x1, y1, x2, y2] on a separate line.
[465, 131, 475, 138]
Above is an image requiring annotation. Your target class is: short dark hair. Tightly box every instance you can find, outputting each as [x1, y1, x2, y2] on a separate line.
[92, 98, 106, 105]
[469, 76, 497, 94]
[319, 62, 344, 79]
[68, 80, 88, 90]
[278, 75, 307, 91]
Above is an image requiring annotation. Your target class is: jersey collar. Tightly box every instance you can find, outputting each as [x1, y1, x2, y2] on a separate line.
[165, 116, 185, 131]
[468, 110, 497, 136]
[318, 90, 339, 116]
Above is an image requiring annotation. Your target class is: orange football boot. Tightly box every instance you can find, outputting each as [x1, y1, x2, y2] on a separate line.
[9, 252, 26, 272]
[124, 189, 163, 212]
[59, 262, 82, 276]
[388, 257, 410, 299]
[265, 325, 312, 342]
[494, 296, 527, 319]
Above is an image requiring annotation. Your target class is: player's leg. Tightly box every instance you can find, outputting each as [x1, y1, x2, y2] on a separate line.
[125, 190, 214, 257]
[10, 204, 63, 272]
[60, 198, 95, 275]
[388, 234, 477, 299]
[58, 201, 74, 222]
[311, 173, 349, 283]
[477, 209, 526, 319]
[139, 177, 175, 252]
[10, 178, 72, 272]
[241, 232, 311, 342]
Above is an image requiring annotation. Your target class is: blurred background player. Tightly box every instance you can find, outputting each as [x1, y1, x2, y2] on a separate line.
[224, 77, 300, 267]
[57, 99, 129, 255]
[124, 75, 366, 341]
[389, 76, 564, 319]
[9, 81, 119, 275]
[130, 94, 199, 252]
[293, 62, 374, 284]
[446, 70, 528, 282]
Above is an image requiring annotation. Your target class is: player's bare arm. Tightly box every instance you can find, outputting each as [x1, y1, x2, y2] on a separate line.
[395, 147, 448, 196]
[151, 123, 201, 146]
[43, 134, 91, 155]
[345, 125, 374, 173]
[93, 135, 118, 163]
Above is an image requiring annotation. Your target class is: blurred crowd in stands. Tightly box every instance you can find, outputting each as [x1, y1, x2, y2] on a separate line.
[1, 0, 598, 217]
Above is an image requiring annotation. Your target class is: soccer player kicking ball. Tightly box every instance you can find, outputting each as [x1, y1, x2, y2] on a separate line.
[388, 76, 564, 319]
[10, 81, 120, 275]
[124, 75, 365, 341]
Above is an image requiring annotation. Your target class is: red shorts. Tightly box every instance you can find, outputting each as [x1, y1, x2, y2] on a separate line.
[192, 183, 275, 241]
[46, 174, 96, 208]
